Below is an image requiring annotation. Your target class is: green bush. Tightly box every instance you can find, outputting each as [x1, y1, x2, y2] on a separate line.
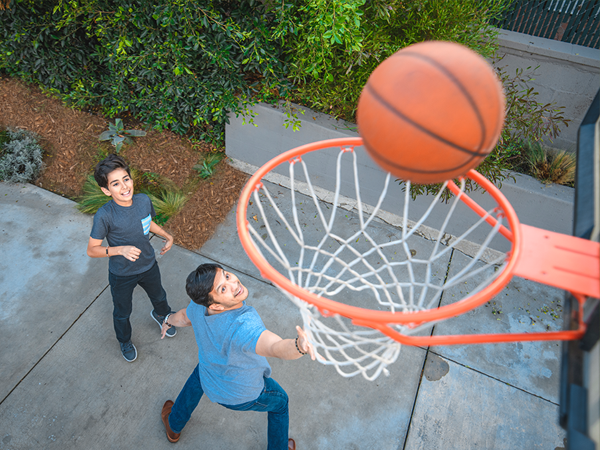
[1, 0, 512, 144]
[0, 128, 44, 183]
[0, 0, 288, 144]
[276, 0, 510, 121]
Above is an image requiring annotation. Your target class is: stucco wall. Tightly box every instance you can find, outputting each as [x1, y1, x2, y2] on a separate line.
[494, 29, 599, 151]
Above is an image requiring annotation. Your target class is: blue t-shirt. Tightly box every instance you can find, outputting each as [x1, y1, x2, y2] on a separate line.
[90, 193, 156, 276]
[187, 301, 272, 405]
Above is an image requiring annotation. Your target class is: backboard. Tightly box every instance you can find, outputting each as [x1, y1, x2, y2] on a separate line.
[560, 89, 599, 450]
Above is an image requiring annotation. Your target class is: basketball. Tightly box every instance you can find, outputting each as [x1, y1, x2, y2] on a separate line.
[356, 41, 505, 185]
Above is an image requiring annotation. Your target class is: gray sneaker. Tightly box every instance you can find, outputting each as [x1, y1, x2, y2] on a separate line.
[120, 341, 137, 362]
[151, 310, 177, 337]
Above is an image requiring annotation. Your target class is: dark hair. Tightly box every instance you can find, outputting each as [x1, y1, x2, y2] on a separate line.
[186, 263, 223, 307]
[94, 154, 131, 189]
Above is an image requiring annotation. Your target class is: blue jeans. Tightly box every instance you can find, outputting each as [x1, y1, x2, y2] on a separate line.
[169, 365, 289, 450]
[108, 261, 171, 343]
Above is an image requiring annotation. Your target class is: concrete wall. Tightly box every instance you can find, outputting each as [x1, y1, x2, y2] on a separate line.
[225, 101, 574, 254]
[494, 29, 599, 151]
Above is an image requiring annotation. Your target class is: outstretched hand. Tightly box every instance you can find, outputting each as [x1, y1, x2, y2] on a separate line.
[296, 325, 316, 361]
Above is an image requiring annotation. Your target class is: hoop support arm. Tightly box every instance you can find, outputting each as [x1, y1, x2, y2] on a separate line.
[513, 224, 600, 298]
[354, 292, 587, 346]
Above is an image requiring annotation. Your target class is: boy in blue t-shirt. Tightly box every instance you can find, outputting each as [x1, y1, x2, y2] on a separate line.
[158, 263, 315, 450]
[87, 154, 176, 362]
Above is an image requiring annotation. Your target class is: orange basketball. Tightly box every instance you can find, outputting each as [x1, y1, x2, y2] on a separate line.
[356, 41, 505, 185]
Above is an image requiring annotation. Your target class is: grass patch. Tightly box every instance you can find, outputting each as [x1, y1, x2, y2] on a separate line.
[77, 175, 111, 214]
[522, 141, 576, 186]
[147, 189, 188, 225]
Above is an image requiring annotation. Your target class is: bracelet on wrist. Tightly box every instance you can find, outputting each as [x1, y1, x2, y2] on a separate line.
[295, 337, 307, 355]
[106, 246, 109, 256]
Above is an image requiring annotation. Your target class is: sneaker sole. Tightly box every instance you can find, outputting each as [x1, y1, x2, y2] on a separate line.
[150, 310, 177, 338]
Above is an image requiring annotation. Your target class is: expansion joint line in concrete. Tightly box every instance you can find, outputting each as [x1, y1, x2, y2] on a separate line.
[401, 248, 456, 450]
[0, 285, 110, 407]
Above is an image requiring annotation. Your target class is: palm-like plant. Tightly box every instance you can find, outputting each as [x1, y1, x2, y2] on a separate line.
[98, 118, 146, 153]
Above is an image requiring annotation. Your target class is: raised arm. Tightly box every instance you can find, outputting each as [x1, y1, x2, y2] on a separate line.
[86, 237, 141, 261]
[255, 326, 315, 361]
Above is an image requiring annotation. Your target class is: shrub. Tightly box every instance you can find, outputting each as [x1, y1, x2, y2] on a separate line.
[0, 128, 44, 183]
[0, 0, 288, 144]
[0, 129, 10, 149]
[497, 62, 570, 155]
[277, 0, 511, 121]
[521, 141, 576, 186]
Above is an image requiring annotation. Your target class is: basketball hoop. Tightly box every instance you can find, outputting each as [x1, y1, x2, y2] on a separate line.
[237, 138, 599, 380]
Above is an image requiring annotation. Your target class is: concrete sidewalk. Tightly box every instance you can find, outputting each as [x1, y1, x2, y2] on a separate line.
[0, 181, 566, 449]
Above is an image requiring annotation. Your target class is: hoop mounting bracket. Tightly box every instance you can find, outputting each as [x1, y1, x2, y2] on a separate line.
[514, 224, 600, 298]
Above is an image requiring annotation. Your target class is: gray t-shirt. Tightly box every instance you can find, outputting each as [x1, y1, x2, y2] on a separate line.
[187, 301, 271, 405]
[90, 193, 156, 276]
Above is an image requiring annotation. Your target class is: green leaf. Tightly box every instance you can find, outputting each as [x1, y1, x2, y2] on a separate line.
[98, 130, 115, 141]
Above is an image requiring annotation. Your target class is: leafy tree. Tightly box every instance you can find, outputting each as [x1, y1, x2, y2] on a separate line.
[274, 0, 511, 121]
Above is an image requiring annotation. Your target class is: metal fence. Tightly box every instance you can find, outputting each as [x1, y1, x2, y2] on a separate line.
[493, 0, 600, 49]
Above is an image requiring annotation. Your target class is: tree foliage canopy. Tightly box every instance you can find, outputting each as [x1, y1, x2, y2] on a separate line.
[0, 0, 288, 143]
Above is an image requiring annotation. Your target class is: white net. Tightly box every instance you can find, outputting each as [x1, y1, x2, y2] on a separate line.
[243, 146, 509, 380]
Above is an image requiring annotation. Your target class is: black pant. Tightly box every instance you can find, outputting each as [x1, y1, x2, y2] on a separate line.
[108, 261, 171, 343]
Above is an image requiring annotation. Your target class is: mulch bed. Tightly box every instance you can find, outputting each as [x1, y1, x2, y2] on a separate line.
[0, 76, 249, 251]
[166, 163, 249, 250]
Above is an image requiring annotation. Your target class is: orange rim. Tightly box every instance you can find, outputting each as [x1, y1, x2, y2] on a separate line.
[236, 137, 522, 326]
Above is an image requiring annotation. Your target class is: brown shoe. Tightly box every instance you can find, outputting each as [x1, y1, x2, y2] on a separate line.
[161, 400, 181, 443]
[288, 438, 296, 450]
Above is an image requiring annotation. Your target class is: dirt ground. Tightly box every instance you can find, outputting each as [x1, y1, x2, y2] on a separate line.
[0, 77, 248, 251]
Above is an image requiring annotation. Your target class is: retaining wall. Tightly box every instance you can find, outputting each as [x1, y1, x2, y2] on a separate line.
[495, 28, 599, 151]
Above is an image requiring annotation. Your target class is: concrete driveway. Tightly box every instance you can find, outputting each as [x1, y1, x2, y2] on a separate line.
[0, 181, 566, 449]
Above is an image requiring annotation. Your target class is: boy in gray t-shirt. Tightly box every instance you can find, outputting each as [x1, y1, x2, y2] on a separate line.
[87, 154, 176, 362]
